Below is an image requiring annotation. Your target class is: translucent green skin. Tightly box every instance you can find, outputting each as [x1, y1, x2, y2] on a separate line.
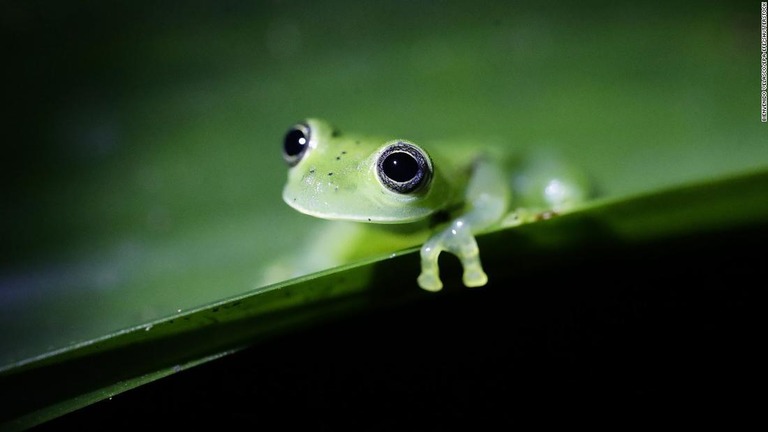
[282, 119, 590, 291]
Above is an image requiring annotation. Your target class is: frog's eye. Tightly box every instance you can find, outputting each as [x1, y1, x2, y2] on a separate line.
[376, 141, 432, 194]
[283, 122, 311, 167]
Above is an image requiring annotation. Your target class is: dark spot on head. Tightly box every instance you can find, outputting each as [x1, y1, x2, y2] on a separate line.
[342, 151, 347, 154]
[367, 218, 371, 222]
[309, 168, 315, 174]
[332, 128, 341, 137]
[328, 172, 333, 176]
[336, 156, 341, 160]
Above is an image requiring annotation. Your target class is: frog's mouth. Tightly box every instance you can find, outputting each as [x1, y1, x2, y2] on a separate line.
[282, 181, 438, 224]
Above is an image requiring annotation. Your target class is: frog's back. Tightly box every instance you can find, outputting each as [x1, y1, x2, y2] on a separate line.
[425, 140, 590, 213]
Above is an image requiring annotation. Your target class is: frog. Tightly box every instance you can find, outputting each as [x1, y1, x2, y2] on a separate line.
[279, 118, 590, 292]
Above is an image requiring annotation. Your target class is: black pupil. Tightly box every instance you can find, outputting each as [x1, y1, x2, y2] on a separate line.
[284, 128, 308, 157]
[382, 151, 420, 182]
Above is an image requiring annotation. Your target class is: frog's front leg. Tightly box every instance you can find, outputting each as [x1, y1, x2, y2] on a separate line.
[417, 158, 509, 291]
[417, 217, 487, 291]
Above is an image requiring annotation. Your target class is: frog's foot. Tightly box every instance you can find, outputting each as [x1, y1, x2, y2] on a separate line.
[462, 261, 488, 287]
[417, 218, 488, 291]
[417, 269, 443, 292]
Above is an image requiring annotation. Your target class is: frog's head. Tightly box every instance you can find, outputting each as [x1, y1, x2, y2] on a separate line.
[281, 119, 455, 223]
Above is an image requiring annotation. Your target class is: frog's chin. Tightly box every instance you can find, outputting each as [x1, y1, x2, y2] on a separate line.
[283, 192, 433, 224]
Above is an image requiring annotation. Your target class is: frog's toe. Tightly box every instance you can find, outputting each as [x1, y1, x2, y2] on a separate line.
[463, 267, 488, 287]
[417, 272, 443, 292]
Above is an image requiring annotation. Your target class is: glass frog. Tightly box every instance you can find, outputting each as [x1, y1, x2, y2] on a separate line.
[279, 118, 590, 292]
